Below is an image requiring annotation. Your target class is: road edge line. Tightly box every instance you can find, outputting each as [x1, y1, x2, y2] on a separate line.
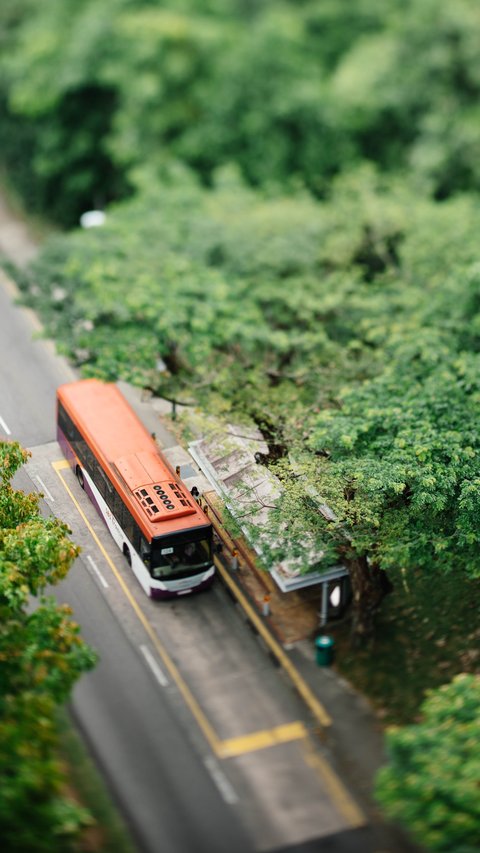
[214, 556, 332, 729]
[52, 459, 223, 757]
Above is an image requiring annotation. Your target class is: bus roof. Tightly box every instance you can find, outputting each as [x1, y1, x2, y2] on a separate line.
[57, 379, 210, 539]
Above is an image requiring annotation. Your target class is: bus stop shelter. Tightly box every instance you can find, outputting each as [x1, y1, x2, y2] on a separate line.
[189, 423, 350, 625]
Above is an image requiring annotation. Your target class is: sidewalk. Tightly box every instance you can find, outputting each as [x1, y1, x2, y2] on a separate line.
[122, 382, 420, 853]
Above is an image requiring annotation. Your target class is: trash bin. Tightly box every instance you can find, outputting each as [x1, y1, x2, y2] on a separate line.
[315, 635, 335, 667]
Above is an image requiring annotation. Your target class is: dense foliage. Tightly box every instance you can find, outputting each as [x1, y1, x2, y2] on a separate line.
[2, 0, 480, 224]
[18, 168, 480, 630]
[375, 674, 480, 853]
[0, 441, 97, 851]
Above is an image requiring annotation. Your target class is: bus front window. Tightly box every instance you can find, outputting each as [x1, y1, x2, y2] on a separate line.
[151, 538, 212, 579]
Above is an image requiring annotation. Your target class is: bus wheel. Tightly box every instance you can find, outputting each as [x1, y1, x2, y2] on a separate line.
[76, 466, 84, 489]
[123, 545, 132, 566]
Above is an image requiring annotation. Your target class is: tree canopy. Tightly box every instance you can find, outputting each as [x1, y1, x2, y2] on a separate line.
[17, 169, 480, 606]
[2, 0, 480, 222]
[375, 674, 480, 853]
[0, 442, 97, 851]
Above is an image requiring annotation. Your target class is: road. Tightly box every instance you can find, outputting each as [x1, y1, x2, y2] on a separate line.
[0, 266, 384, 853]
[0, 271, 255, 852]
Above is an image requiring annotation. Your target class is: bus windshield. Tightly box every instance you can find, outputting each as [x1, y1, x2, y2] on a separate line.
[150, 536, 212, 580]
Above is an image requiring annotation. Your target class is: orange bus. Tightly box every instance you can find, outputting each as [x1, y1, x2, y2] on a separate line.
[56, 379, 214, 598]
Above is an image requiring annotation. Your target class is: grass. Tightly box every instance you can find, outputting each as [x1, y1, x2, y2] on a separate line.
[330, 569, 480, 725]
[56, 709, 137, 853]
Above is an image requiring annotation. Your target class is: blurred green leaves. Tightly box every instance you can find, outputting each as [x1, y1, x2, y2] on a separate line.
[0, 442, 96, 850]
[4, 0, 480, 223]
[375, 674, 480, 853]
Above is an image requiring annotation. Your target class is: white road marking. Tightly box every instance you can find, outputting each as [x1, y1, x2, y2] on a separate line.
[139, 644, 169, 687]
[0, 414, 11, 435]
[86, 555, 109, 589]
[35, 476, 55, 502]
[204, 756, 239, 805]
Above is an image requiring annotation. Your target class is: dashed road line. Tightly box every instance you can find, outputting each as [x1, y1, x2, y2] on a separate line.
[0, 414, 11, 435]
[35, 475, 55, 502]
[139, 644, 169, 687]
[86, 555, 109, 589]
[204, 756, 239, 805]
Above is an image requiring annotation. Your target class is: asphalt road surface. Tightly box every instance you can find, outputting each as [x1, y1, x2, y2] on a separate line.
[0, 272, 254, 852]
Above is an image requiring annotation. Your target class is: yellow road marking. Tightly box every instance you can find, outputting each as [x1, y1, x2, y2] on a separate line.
[52, 460, 310, 764]
[218, 721, 307, 758]
[53, 459, 70, 469]
[214, 556, 332, 729]
[212, 557, 366, 825]
[53, 459, 222, 755]
[53, 458, 364, 827]
[302, 736, 366, 828]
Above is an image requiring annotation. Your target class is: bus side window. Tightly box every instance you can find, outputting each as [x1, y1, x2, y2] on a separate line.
[58, 403, 70, 438]
[122, 505, 135, 543]
[77, 440, 88, 468]
[113, 490, 123, 519]
[70, 422, 89, 471]
[93, 465, 107, 498]
[83, 445, 95, 477]
[105, 477, 115, 510]
[131, 524, 141, 553]
[140, 537, 150, 565]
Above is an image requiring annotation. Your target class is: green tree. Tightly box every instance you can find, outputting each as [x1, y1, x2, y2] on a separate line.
[4, 0, 480, 222]
[375, 674, 480, 853]
[0, 441, 97, 851]
[15, 166, 480, 643]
